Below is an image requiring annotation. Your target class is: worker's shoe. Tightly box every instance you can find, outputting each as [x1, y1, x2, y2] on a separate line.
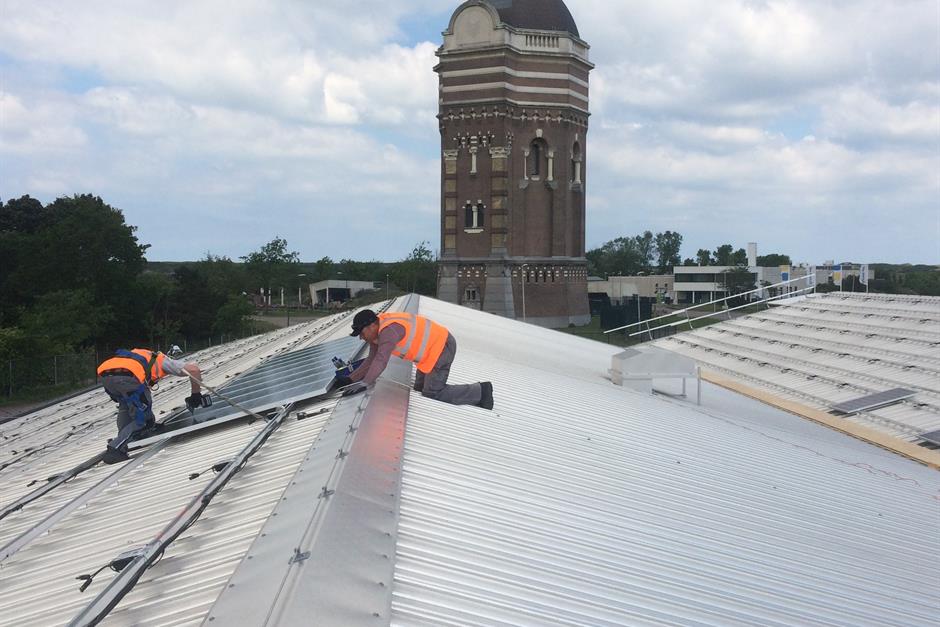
[102, 444, 130, 465]
[478, 382, 494, 410]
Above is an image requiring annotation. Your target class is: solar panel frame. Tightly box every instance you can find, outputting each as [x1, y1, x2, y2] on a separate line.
[829, 388, 916, 415]
[128, 336, 363, 449]
[917, 430, 940, 447]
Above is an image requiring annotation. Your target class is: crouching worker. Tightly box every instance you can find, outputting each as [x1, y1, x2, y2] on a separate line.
[339, 309, 493, 410]
[97, 346, 208, 460]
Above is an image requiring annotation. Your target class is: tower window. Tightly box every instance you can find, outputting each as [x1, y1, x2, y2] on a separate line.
[464, 287, 479, 302]
[529, 142, 541, 176]
[571, 141, 582, 184]
[465, 201, 484, 229]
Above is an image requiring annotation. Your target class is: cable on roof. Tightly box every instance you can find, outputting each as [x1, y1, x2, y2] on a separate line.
[189, 460, 231, 481]
[66, 401, 298, 626]
[76, 547, 152, 592]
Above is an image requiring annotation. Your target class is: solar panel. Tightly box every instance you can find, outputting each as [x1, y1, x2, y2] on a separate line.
[128, 336, 363, 449]
[829, 388, 916, 415]
[917, 430, 940, 447]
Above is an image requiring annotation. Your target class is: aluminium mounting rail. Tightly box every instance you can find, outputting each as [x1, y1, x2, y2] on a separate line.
[66, 401, 298, 627]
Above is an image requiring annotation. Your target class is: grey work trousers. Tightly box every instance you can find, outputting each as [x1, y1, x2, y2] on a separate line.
[101, 375, 154, 446]
[413, 334, 482, 406]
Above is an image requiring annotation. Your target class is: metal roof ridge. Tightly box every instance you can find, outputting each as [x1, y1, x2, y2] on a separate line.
[203, 296, 414, 626]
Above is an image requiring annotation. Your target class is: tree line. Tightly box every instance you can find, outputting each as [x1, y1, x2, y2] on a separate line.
[585, 231, 794, 277]
[587, 231, 938, 297]
[0, 194, 438, 365]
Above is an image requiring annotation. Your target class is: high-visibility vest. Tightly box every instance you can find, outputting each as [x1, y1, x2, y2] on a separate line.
[378, 313, 448, 374]
[97, 349, 168, 385]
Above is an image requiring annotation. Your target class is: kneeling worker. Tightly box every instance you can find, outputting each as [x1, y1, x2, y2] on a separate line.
[340, 309, 493, 410]
[97, 346, 209, 457]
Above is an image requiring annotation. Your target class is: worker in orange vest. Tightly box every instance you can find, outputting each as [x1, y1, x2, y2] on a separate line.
[97, 346, 209, 458]
[339, 309, 493, 409]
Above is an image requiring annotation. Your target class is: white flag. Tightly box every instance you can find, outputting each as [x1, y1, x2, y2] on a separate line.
[859, 264, 869, 285]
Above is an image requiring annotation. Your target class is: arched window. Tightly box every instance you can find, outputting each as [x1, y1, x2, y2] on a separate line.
[571, 141, 582, 184]
[529, 139, 547, 177]
[464, 201, 484, 229]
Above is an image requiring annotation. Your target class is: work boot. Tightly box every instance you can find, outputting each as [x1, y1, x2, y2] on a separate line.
[478, 382, 494, 410]
[102, 444, 130, 465]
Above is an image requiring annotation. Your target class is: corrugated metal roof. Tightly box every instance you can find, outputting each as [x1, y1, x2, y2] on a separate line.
[0, 307, 370, 626]
[2, 295, 939, 626]
[391, 297, 940, 626]
[657, 292, 940, 443]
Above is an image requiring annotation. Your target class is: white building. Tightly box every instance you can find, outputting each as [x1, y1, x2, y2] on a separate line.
[308, 279, 376, 306]
[588, 274, 673, 303]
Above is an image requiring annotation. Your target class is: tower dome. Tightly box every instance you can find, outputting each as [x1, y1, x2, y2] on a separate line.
[489, 0, 579, 37]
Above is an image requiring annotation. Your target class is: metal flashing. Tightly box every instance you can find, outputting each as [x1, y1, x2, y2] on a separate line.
[203, 299, 412, 626]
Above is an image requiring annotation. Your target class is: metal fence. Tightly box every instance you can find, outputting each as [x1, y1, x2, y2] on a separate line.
[1, 352, 100, 398]
[1, 332, 263, 399]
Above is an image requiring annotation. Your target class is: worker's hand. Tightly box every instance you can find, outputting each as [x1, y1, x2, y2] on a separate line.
[185, 393, 212, 412]
[341, 382, 368, 397]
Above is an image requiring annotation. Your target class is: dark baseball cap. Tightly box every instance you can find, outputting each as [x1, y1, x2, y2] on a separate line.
[350, 309, 379, 336]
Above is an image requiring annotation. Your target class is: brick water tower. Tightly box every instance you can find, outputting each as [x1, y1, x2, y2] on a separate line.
[435, 0, 592, 327]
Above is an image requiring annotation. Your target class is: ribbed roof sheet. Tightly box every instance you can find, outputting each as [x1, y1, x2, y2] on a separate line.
[2, 295, 939, 626]
[658, 292, 940, 443]
[0, 307, 369, 626]
[389, 297, 940, 626]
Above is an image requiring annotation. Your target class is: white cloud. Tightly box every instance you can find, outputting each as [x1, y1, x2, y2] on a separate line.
[0, 91, 87, 154]
[0, 0, 937, 263]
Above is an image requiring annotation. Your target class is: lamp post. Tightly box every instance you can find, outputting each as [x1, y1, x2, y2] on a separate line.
[297, 273, 306, 307]
[520, 264, 528, 322]
[386, 273, 389, 301]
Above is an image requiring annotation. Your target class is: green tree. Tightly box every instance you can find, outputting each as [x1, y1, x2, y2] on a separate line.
[135, 271, 179, 347]
[900, 270, 940, 296]
[169, 265, 218, 339]
[695, 249, 713, 266]
[586, 237, 643, 277]
[213, 294, 255, 335]
[713, 244, 735, 266]
[0, 195, 48, 233]
[634, 231, 655, 273]
[756, 253, 792, 267]
[390, 242, 437, 295]
[2, 194, 148, 343]
[654, 231, 683, 273]
[241, 236, 300, 303]
[720, 267, 757, 306]
[20, 289, 113, 352]
[312, 256, 334, 282]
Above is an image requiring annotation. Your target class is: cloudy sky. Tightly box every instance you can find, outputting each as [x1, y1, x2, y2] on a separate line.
[1, 0, 937, 264]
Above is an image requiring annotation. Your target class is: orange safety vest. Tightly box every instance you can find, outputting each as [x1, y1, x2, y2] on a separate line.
[97, 349, 168, 385]
[378, 313, 448, 374]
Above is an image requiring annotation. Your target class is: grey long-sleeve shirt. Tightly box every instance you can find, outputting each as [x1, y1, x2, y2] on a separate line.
[350, 323, 406, 386]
